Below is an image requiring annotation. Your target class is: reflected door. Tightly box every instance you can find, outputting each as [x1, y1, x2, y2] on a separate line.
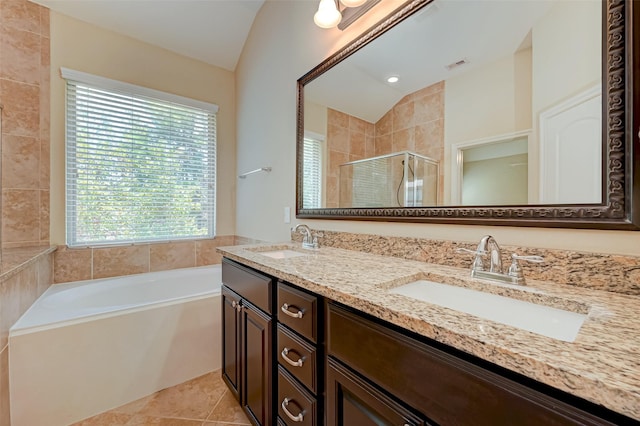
[539, 89, 602, 204]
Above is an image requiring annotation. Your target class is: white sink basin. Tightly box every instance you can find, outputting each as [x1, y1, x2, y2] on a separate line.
[390, 280, 587, 342]
[259, 249, 309, 259]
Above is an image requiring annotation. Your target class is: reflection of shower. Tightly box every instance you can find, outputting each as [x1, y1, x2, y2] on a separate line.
[396, 156, 415, 207]
[338, 151, 439, 208]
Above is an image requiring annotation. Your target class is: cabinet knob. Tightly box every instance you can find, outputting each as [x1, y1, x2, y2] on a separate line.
[281, 347, 305, 367]
[231, 300, 242, 312]
[281, 303, 305, 319]
[281, 397, 305, 422]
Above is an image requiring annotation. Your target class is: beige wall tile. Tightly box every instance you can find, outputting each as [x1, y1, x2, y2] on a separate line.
[2, 189, 40, 244]
[327, 123, 349, 153]
[1, 135, 39, 189]
[350, 131, 366, 158]
[93, 245, 149, 279]
[414, 92, 444, 124]
[326, 175, 338, 207]
[39, 5, 50, 38]
[0, 79, 39, 138]
[349, 116, 367, 134]
[54, 246, 92, 283]
[39, 136, 50, 189]
[36, 251, 53, 295]
[327, 108, 348, 128]
[375, 134, 392, 156]
[375, 110, 392, 136]
[392, 128, 415, 153]
[392, 101, 414, 132]
[0, 25, 40, 84]
[365, 135, 375, 158]
[0, 0, 41, 34]
[17, 266, 37, 315]
[150, 241, 196, 272]
[195, 238, 233, 266]
[0, 275, 19, 350]
[328, 150, 350, 178]
[39, 190, 49, 242]
[0, 346, 9, 426]
[415, 120, 444, 159]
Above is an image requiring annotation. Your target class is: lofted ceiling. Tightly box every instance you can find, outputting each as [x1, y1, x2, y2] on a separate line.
[30, 0, 266, 71]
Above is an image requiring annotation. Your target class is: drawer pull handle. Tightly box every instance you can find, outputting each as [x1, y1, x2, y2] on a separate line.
[231, 300, 242, 312]
[281, 303, 304, 319]
[281, 347, 305, 367]
[281, 397, 305, 422]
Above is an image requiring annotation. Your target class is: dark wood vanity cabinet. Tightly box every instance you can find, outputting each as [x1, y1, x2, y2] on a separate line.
[327, 302, 621, 426]
[276, 281, 323, 426]
[220, 258, 633, 426]
[221, 259, 275, 426]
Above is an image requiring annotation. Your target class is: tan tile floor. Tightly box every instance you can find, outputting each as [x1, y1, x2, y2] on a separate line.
[71, 369, 252, 426]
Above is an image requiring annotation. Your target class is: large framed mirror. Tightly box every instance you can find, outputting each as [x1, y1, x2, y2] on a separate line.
[296, 0, 639, 229]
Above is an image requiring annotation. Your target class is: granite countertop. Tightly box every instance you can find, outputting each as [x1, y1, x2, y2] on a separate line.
[218, 242, 640, 421]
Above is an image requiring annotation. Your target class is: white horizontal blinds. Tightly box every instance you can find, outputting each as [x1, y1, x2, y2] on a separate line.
[302, 137, 322, 209]
[65, 73, 217, 247]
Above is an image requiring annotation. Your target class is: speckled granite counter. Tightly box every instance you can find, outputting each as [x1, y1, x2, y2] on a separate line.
[218, 243, 640, 422]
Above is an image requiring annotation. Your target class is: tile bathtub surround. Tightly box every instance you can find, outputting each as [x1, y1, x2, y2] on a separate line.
[0, 0, 51, 249]
[71, 370, 251, 426]
[0, 247, 54, 426]
[292, 229, 640, 296]
[218, 243, 640, 422]
[53, 235, 264, 284]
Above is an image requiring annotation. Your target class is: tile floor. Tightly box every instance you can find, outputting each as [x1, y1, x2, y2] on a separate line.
[71, 369, 251, 426]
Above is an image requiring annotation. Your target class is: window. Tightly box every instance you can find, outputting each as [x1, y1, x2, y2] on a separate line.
[63, 68, 217, 247]
[302, 135, 323, 209]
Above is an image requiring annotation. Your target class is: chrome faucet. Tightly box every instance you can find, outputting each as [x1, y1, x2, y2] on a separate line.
[293, 224, 319, 249]
[457, 235, 543, 285]
[477, 235, 502, 273]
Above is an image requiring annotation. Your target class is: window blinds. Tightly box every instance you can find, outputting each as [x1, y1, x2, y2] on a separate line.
[64, 70, 217, 247]
[302, 137, 323, 209]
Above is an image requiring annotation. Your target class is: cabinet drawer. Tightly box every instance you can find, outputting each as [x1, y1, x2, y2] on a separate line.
[327, 303, 615, 426]
[278, 366, 317, 426]
[222, 258, 272, 314]
[277, 324, 318, 393]
[277, 282, 318, 342]
[327, 357, 427, 426]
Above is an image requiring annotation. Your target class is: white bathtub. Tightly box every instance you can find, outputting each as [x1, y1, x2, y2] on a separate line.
[9, 265, 222, 426]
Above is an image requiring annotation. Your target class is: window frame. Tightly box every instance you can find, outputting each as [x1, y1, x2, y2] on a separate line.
[62, 68, 218, 247]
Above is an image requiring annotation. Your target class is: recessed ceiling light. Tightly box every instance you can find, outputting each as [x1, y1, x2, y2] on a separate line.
[387, 76, 399, 83]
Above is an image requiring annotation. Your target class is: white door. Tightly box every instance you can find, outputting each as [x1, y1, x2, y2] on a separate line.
[539, 88, 601, 204]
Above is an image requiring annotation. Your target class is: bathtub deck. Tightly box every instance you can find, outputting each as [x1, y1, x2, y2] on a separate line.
[70, 369, 250, 426]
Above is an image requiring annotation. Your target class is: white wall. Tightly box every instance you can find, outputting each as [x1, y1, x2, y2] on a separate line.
[235, 0, 640, 256]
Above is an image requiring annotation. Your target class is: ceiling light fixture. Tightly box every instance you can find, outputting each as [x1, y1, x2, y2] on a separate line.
[314, 0, 381, 30]
[314, 0, 342, 29]
[340, 0, 367, 7]
[387, 76, 399, 83]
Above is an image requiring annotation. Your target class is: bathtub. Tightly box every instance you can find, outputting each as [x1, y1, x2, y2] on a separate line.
[9, 265, 222, 426]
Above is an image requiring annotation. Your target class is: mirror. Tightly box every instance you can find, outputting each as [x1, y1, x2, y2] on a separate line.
[296, 0, 639, 229]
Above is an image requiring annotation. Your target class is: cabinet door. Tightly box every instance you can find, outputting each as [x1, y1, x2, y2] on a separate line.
[242, 301, 273, 426]
[327, 357, 427, 426]
[221, 286, 242, 401]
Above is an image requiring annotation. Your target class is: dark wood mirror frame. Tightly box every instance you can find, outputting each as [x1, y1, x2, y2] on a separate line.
[296, 0, 639, 230]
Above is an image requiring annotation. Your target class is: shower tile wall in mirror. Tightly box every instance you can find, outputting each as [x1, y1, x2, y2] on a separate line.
[302, 0, 601, 209]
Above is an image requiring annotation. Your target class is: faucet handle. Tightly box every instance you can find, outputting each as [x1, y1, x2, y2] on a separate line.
[507, 254, 544, 281]
[456, 247, 488, 271]
[511, 254, 544, 263]
[455, 247, 486, 256]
